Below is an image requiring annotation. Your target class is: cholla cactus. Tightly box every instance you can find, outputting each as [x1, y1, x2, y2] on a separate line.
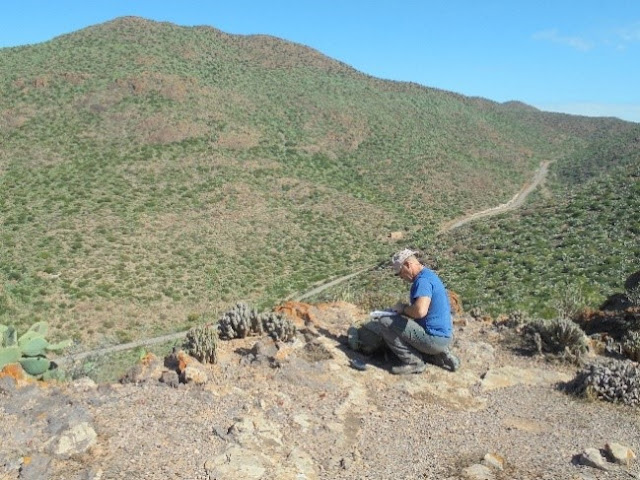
[259, 312, 297, 342]
[524, 318, 589, 360]
[184, 323, 219, 364]
[622, 331, 640, 362]
[216, 303, 297, 342]
[217, 302, 263, 339]
[567, 359, 640, 406]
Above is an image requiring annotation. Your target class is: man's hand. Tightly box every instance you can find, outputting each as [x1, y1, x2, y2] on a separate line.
[392, 302, 405, 314]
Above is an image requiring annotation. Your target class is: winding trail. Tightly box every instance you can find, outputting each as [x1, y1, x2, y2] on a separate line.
[296, 161, 550, 301]
[438, 161, 549, 233]
[59, 161, 550, 364]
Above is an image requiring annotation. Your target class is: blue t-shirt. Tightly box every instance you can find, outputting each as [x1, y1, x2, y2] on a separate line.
[410, 268, 452, 338]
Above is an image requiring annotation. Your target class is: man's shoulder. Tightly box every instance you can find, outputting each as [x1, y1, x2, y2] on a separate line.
[416, 268, 445, 287]
[417, 268, 436, 280]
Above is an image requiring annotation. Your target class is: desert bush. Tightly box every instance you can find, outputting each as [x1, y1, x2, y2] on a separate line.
[566, 359, 640, 406]
[553, 284, 585, 319]
[627, 285, 640, 308]
[622, 331, 640, 362]
[524, 318, 589, 361]
[184, 323, 219, 364]
[499, 310, 528, 328]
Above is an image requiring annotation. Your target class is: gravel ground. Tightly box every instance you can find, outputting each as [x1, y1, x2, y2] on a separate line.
[1, 303, 639, 480]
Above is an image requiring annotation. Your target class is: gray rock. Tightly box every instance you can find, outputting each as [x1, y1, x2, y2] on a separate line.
[579, 448, 609, 471]
[159, 370, 180, 388]
[461, 463, 495, 480]
[18, 454, 52, 480]
[180, 365, 208, 385]
[606, 442, 636, 466]
[45, 404, 91, 436]
[205, 445, 267, 479]
[71, 377, 97, 392]
[0, 375, 17, 396]
[482, 453, 504, 470]
[48, 422, 97, 458]
[3, 456, 23, 474]
[251, 339, 278, 358]
[82, 466, 103, 480]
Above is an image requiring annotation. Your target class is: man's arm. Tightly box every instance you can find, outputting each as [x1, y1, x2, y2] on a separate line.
[396, 296, 431, 319]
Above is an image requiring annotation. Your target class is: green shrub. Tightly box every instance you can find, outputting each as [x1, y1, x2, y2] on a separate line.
[524, 318, 588, 362]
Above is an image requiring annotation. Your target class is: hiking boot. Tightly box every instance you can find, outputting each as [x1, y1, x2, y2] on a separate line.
[441, 352, 461, 371]
[428, 352, 461, 372]
[391, 363, 426, 375]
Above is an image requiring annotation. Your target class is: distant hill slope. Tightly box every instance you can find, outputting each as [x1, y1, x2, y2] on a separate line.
[1, 16, 638, 344]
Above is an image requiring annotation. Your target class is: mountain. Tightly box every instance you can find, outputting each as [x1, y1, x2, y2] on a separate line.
[1, 16, 639, 345]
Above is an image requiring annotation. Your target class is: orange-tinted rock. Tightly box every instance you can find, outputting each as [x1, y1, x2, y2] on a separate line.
[448, 291, 463, 316]
[141, 352, 158, 366]
[274, 301, 316, 328]
[0, 363, 26, 381]
[176, 350, 194, 373]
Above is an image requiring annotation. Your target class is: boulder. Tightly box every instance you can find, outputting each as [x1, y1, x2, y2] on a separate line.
[605, 442, 636, 466]
[448, 290, 463, 315]
[180, 365, 208, 385]
[49, 421, 97, 458]
[579, 448, 608, 471]
[159, 370, 180, 388]
[18, 454, 52, 480]
[71, 377, 97, 392]
[120, 353, 164, 384]
[482, 453, 505, 470]
[461, 463, 494, 480]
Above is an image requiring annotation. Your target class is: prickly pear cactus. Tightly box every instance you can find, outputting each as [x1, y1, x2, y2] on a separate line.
[217, 302, 263, 339]
[259, 312, 297, 342]
[622, 331, 640, 362]
[185, 323, 219, 364]
[0, 346, 21, 369]
[0, 322, 71, 379]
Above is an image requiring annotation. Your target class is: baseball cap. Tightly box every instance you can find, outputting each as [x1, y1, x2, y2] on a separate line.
[391, 248, 418, 273]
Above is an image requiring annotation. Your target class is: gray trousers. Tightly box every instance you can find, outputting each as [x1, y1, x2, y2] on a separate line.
[366, 314, 452, 365]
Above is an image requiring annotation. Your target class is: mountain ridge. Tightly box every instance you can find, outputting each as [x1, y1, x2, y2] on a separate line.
[1, 16, 638, 345]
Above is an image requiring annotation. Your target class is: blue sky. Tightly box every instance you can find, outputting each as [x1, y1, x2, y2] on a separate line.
[1, 1, 639, 122]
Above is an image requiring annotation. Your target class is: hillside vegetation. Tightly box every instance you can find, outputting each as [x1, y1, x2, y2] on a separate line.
[312, 159, 639, 318]
[1, 16, 638, 345]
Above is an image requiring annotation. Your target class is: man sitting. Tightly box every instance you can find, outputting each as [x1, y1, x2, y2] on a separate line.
[373, 248, 461, 375]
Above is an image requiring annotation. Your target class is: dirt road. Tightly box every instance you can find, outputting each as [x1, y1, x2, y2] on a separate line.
[438, 161, 549, 233]
[59, 161, 550, 363]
